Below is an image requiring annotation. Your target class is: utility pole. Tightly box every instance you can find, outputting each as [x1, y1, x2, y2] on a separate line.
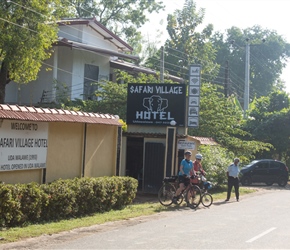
[160, 46, 164, 82]
[224, 60, 229, 97]
[244, 39, 250, 118]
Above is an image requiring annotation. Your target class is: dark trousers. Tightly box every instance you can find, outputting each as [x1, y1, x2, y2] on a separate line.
[227, 176, 239, 200]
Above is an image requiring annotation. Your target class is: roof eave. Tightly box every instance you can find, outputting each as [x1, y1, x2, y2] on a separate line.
[55, 38, 139, 61]
[57, 18, 133, 52]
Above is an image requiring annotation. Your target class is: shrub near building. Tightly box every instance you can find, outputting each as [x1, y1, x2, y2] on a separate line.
[0, 176, 138, 227]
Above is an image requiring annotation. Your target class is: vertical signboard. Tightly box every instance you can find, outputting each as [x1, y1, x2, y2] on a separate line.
[0, 120, 48, 172]
[188, 65, 201, 128]
[127, 83, 186, 126]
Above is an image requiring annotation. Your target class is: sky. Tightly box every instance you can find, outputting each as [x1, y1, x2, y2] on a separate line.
[141, 0, 290, 93]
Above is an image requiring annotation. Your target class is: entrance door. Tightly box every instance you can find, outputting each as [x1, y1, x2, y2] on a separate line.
[126, 137, 144, 190]
[143, 142, 165, 193]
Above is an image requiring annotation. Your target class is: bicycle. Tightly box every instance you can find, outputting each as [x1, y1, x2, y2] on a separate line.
[194, 173, 213, 208]
[158, 175, 202, 209]
[200, 185, 213, 207]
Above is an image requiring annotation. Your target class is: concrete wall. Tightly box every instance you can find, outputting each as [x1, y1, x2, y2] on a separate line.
[84, 124, 117, 177]
[0, 121, 119, 184]
[0, 169, 42, 184]
[46, 122, 84, 183]
[120, 136, 127, 176]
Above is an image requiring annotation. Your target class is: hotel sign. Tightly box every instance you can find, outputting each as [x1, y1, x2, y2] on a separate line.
[188, 64, 201, 128]
[0, 120, 48, 172]
[127, 83, 186, 126]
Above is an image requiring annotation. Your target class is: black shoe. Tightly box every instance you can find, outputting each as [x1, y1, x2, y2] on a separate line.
[172, 197, 178, 204]
[237, 199, 239, 202]
[225, 199, 229, 202]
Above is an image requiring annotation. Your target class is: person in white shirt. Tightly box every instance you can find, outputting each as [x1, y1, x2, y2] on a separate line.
[225, 158, 240, 202]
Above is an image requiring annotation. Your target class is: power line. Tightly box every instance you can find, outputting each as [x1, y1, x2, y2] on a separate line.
[2, 0, 277, 105]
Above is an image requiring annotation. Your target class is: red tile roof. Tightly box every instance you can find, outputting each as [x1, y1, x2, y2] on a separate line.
[0, 104, 121, 126]
[191, 136, 218, 145]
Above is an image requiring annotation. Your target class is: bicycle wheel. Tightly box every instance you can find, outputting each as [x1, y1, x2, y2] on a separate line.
[176, 193, 184, 205]
[185, 185, 201, 209]
[201, 192, 213, 207]
[158, 183, 176, 206]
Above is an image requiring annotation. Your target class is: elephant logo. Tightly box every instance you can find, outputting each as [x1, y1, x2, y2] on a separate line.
[143, 95, 168, 112]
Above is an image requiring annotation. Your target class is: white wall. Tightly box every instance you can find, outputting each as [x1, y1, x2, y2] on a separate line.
[4, 59, 54, 105]
[71, 49, 110, 100]
[4, 23, 116, 105]
[58, 25, 83, 43]
[58, 24, 117, 52]
[82, 26, 117, 51]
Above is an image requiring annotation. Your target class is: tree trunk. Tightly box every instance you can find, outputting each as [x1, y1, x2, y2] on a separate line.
[0, 61, 9, 104]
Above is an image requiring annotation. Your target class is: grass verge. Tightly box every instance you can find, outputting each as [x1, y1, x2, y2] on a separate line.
[0, 187, 256, 244]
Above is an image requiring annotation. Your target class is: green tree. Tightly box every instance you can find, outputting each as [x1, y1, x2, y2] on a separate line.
[211, 26, 290, 99]
[199, 145, 234, 188]
[0, 0, 65, 103]
[192, 83, 272, 160]
[245, 90, 290, 162]
[66, 0, 165, 54]
[144, 0, 219, 81]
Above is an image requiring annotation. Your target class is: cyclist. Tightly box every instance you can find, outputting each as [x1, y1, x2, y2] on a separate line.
[190, 153, 206, 189]
[172, 150, 193, 204]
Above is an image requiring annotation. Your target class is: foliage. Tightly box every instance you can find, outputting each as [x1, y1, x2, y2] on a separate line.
[0, 0, 65, 103]
[0, 177, 138, 227]
[118, 119, 128, 132]
[0, 183, 22, 227]
[40, 179, 78, 221]
[244, 90, 290, 162]
[198, 145, 234, 188]
[144, 0, 219, 82]
[16, 183, 46, 224]
[248, 90, 290, 121]
[192, 83, 272, 159]
[211, 25, 290, 99]
[62, 80, 128, 119]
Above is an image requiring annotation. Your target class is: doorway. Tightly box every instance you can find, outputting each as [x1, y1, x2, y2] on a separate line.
[143, 142, 165, 193]
[126, 137, 144, 190]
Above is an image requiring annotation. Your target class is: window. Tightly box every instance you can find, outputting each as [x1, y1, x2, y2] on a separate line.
[270, 161, 284, 170]
[255, 162, 268, 170]
[84, 64, 99, 100]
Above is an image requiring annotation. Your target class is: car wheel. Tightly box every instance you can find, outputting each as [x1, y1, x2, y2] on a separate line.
[277, 176, 288, 187]
[241, 176, 252, 186]
[265, 180, 274, 186]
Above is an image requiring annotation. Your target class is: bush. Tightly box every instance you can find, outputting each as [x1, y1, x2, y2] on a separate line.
[40, 179, 78, 221]
[0, 183, 22, 227]
[16, 183, 46, 225]
[0, 176, 138, 227]
[199, 145, 235, 188]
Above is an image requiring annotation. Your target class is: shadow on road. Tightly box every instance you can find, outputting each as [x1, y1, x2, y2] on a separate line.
[133, 182, 290, 207]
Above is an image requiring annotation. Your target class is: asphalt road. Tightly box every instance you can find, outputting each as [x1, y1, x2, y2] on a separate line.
[3, 186, 290, 249]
